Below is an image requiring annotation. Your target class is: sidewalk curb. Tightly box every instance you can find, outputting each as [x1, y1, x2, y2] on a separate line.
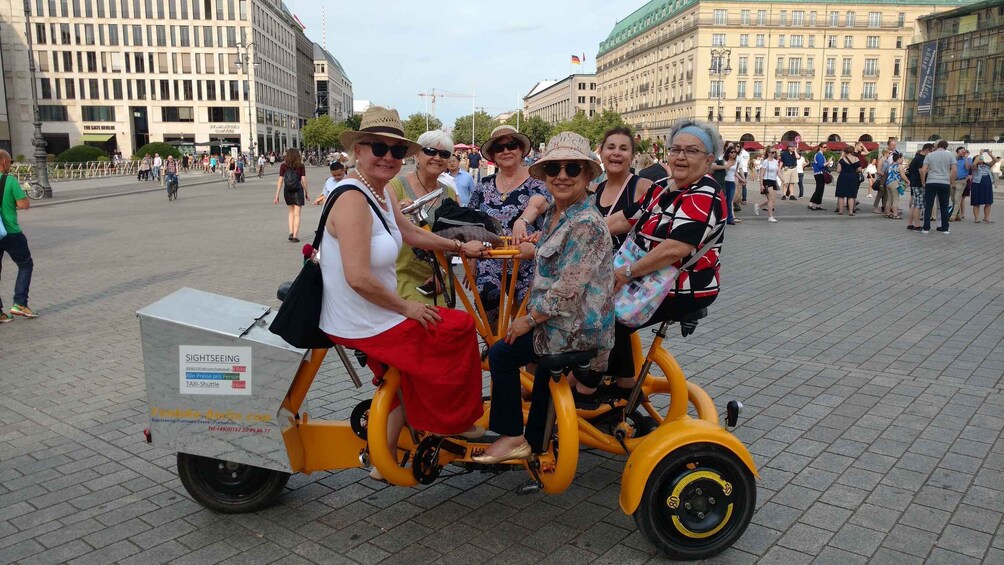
[32, 176, 225, 207]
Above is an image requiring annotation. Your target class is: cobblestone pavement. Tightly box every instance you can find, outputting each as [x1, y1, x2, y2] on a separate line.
[1, 168, 1003, 564]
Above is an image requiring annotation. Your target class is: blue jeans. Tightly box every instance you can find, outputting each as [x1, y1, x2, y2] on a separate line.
[152, 166, 161, 181]
[923, 183, 951, 231]
[165, 173, 178, 193]
[724, 181, 736, 223]
[0, 232, 34, 309]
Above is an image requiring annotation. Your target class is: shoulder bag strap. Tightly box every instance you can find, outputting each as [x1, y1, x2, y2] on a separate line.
[675, 184, 726, 276]
[313, 184, 391, 250]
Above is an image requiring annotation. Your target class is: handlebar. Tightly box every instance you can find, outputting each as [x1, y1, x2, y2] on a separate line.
[401, 188, 444, 215]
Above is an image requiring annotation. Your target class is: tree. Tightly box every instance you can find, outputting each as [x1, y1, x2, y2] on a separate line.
[55, 144, 108, 163]
[503, 112, 552, 149]
[402, 113, 443, 141]
[452, 111, 496, 148]
[551, 110, 595, 145]
[344, 114, 362, 131]
[590, 110, 630, 145]
[302, 115, 340, 150]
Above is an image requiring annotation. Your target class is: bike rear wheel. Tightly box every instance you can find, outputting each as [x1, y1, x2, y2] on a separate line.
[24, 182, 45, 200]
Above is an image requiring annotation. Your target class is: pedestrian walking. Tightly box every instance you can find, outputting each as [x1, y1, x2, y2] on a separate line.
[971, 150, 997, 223]
[808, 142, 828, 210]
[0, 150, 39, 321]
[779, 144, 799, 200]
[274, 148, 308, 242]
[755, 148, 780, 222]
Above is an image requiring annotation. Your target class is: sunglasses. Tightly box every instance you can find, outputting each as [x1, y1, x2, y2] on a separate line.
[542, 162, 584, 178]
[360, 141, 409, 159]
[422, 147, 452, 159]
[491, 139, 523, 154]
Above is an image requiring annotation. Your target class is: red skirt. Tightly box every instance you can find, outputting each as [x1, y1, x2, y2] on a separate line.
[328, 308, 484, 435]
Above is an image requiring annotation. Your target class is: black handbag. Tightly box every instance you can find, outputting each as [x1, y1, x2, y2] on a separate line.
[269, 184, 390, 349]
[431, 198, 502, 244]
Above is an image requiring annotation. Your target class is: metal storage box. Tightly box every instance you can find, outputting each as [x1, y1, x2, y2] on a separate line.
[137, 288, 306, 472]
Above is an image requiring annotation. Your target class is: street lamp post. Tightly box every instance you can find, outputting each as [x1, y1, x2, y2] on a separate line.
[22, 0, 52, 198]
[709, 48, 732, 126]
[234, 39, 259, 157]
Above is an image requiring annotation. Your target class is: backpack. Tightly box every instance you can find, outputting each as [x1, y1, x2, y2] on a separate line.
[283, 167, 302, 194]
[0, 175, 8, 239]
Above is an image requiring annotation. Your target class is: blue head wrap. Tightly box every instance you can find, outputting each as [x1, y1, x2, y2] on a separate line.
[676, 126, 715, 154]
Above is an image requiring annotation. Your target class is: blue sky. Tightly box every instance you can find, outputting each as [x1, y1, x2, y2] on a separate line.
[290, 0, 634, 127]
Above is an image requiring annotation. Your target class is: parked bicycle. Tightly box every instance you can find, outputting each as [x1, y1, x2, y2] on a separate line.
[21, 179, 45, 200]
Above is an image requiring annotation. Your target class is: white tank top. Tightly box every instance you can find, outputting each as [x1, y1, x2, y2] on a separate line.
[318, 179, 406, 338]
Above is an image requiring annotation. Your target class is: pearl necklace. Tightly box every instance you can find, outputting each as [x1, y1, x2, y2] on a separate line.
[356, 173, 388, 208]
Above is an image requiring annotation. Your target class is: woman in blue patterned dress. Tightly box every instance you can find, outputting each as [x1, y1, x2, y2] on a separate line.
[467, 126, 551, 318]
[473, 132, 615, 463]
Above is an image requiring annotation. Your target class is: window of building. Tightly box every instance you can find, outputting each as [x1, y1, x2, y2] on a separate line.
[112, 79, 122, 99]
[132, 24, 142, 46]
[35, 23, 46, 44]
[789, 58, 801, 74]
[842, 108, 848, 122]
[843, 35, 853, 48]
[864, 58, 878, 77]
[774, 107, 781, 117]
[756, 34, 765, 47]
[826, 58, 836, 76]
[792, 11, 804, 26]
[135, 79, 146, 99]
[776, 56, 784, 73]
[896, 36, 903, 49]
[841, 58, 852, 76]
[82, 105, 115, 121]
[753, 81, 762, 99]
[890, 108, 897, 123]
[866, 36, 879, 48]
[809, 11, 817, 26]
[208, 106, 239, 122]
[822, 108, 828, 122]
[713, 9, 727, 25]
[808, 35, 815, 48]
[39, 78, 52, 99]
[774, 81, 782, 98]
[891, 83, 899, 100]
[578, 96, 585, 103]
[840, 82, 849, 99]
[205, 80, 216, 100]
[737, 81, 746, 98]
[740, 9, 749, 25]
[108, 25, 118, 45]
[754, 56, 764, 76]
[39, 105, 68, 121]
[893, 59, 901, 77]
[179, 26, 190, 46]
[778, 34, 785, 47]
[787, 82, 799, 98]
[868, 12, 880, 27]
[859, 108, 866, 123]
[229, 80, 240, 100]
[738, 56, 748, 75]
[757, 10, 766, 25]
[868, 108, 876, 123]
[827, 35, 837, 48]
[162, 106, 194, 122]
[791, 35, 803, 48]
[829, 11, 839, 26]
[897, 12, 905, 27]
[712, 34, 725, 47]
[86, 51, 97, 72]
[786, 107, 798, 118]
[824, 82, 834, 99]
[846, 11, 855, 26]
[779, 10, 787, 25]
[203, 26, 212, 47]
[805, 82, 812, 99]
[739, 34, 748, 47]
[863, 82, 876, 99]
[62, 51, 73, 71]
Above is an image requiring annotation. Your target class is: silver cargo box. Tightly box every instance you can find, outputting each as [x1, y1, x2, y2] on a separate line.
[137, 288, 305, 473]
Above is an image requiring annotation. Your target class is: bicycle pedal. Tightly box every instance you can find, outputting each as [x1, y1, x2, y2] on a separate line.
[516, 480, 543, 496]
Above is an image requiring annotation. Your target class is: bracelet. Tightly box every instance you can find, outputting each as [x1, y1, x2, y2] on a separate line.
[525, 314, 537, 328]
[453, 239, 464, 254]
[515, 216, 530, 225]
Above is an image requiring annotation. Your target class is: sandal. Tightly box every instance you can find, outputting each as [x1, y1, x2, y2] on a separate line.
[848, 213, 856, 216]
[975, 219, 982, 224]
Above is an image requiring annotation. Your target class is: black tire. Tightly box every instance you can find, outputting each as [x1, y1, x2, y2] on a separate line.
[634, 443, 756, 560]
[176, 453, 290, 513]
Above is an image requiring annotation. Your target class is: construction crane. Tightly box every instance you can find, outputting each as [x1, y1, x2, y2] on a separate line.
[418, 89, 473, 125]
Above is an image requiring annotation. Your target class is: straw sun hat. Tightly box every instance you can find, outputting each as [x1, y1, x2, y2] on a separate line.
[528, 132, 603, 181]
[340, 106, 422, 158]
[481, 125, 531, 161]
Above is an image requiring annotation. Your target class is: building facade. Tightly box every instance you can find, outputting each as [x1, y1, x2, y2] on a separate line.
[0, 43, 10, 154]
[903, 0, 1004, 142]
[524, 74, 598, 125]
[596, 0, 975, 147]
[313, 43, 352, 121]
[0, 0, 317, 158]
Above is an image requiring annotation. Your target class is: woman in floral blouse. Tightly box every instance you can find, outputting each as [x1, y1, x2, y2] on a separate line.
[473, 132, 615, 464]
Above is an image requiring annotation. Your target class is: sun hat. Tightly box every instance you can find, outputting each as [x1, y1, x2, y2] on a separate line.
[481, 125, 531, 161]
[340, 106, 422, 158]
[528, 132, 603, 181]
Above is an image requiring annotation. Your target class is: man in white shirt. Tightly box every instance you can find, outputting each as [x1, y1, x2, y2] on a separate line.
[313, 161, 347, 205]
[796, 152, 808, 198]
[152, 154, 163, 183]
[735, 146, 750, 208]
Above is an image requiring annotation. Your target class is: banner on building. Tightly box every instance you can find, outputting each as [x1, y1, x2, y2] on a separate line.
[917, 41, 938, 116]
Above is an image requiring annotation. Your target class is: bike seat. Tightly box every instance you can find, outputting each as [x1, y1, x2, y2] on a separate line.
[276, 281, 293, 302]
[670, 308, 708, 323]
[538, 349, 598, 371]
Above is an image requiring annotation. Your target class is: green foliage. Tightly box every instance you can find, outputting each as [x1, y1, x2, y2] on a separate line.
[132, 142, 182, 160]
[552, 109, 631, 148]
[503, 112, 552, 149]
[97, 156, 111, 162]
[55, 144, 109, 163]
[302, 115, 341, 150]
[452, 111, 496, 148]
[344, 114, 362, 131]
[402, 113, 443, 142]
[14, 154, 24, 163]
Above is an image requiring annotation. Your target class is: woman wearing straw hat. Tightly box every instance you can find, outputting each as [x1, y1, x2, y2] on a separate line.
[474, 132, 615, 464]
[467, 125, 551, 318]
[319, 106, 489, 479]
[388, 130, 459, 304]
[603, 120, 728, 394]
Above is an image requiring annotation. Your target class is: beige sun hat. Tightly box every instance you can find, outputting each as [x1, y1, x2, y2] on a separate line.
[528, 132, 603, 181]
[340, 106, 423, 158]
[481, 125, 531, 161]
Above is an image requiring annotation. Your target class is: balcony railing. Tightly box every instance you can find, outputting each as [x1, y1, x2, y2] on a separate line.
[863, 70, 880, 78]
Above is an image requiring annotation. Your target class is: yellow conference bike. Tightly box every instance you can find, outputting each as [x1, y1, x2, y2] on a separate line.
[138, 193, 757, 560]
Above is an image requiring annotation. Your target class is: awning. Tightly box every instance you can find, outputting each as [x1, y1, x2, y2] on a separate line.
[81, 133, 114, 142]
[743, 141, 764, 150]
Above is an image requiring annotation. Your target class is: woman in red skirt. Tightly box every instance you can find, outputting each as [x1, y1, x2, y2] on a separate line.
[319, 107, 488, 480]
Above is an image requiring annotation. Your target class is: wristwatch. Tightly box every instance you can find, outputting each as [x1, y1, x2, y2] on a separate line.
[624, 264, 633, 279]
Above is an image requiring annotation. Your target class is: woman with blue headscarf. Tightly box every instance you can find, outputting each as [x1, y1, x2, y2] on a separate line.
[603, 120, 728, 390]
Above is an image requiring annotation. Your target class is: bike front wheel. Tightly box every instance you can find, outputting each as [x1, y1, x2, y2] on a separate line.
[24, 182, 45, 200]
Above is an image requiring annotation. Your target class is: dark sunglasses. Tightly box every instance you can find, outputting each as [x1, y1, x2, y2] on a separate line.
[542, 162, 584, 178]
[422, 147, 452, 159]
[360, 141, 409, 159]
[491, 139, 523, 154]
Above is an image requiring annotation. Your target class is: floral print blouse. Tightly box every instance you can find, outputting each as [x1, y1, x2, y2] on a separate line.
[467, 174, 551, 309]
[529, 195, 615, 372]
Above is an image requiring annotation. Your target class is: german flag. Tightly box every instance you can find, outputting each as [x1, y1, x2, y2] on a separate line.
[571, 55, 581, 65]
